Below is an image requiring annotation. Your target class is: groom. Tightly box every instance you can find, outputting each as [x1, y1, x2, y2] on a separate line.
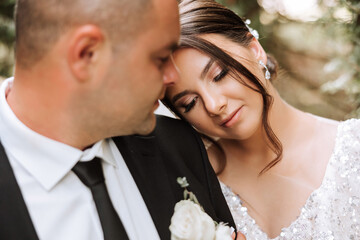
[0, 0, 236, 239]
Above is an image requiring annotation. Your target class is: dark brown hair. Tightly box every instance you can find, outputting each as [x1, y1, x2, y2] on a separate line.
[164, 0, 282, 175]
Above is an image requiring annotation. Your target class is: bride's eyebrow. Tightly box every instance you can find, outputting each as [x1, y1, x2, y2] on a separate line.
[200, 58, 215, 79]
[172, 90, 191, 104]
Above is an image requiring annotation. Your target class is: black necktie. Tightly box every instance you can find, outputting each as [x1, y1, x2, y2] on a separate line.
[72, 157, 129, 240]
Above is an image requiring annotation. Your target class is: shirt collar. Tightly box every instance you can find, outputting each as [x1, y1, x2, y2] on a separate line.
[80, 139, 117, 168]
[0, 78, 116, 191]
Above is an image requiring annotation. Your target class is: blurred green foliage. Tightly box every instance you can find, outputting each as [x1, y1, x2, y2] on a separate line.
[0, 0, 15, 77]
[318, 0, 360, 116]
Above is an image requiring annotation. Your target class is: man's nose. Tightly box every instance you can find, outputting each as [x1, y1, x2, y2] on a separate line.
[163, 56, 179, 86]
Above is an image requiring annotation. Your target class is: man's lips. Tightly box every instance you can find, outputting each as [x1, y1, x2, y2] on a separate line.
[160, 86, 167, 99]
[154, 88, 166, 107]
[219, 107, 243, 127]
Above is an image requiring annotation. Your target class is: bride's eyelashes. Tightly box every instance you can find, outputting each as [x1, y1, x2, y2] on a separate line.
[213, 68, 229, 82]
[183, 96, 198, 113]
[179, 68, 229, 114]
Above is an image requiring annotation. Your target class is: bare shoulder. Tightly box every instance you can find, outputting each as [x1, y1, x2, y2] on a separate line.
[298, 114, 339, 156]
[313, 115, 340, 140]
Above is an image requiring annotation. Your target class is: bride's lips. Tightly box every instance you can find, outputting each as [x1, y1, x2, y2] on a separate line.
[220, 107, 243, 127]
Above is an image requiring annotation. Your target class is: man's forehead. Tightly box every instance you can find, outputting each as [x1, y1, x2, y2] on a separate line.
[120, 0, 179, 56]
[146, 1, 180, 49]
[152, 0, 179, 28]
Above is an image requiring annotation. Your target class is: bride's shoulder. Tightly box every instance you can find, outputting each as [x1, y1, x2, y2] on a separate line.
[312, 114, 339, 127]
[314, 116, 360, 140]
[309, 115, 339, 142]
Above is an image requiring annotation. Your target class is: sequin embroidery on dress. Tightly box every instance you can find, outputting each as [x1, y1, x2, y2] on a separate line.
[221, 119, 360, 240]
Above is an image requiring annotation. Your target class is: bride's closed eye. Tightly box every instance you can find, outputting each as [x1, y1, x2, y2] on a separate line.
[180, 67, 229, 114]
[213, 68, 229, 82]
[182, 96, 199, 113]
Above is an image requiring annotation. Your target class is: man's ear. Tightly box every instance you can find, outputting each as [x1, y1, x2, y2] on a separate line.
[68, 25, 106, 82]
[248, 37, 267, 65]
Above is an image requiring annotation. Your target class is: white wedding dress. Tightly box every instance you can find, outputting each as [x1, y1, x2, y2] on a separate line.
[221, 119, 360, 240]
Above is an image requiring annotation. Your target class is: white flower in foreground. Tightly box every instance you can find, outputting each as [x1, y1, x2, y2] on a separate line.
[215, 223, 233, 240]
[169, 200, 215, 240]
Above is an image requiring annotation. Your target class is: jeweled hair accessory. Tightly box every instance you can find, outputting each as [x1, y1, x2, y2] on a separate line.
[244, 19, 259, 40]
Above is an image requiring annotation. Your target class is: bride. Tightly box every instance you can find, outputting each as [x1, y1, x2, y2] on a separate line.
[163, 0, 360, 239]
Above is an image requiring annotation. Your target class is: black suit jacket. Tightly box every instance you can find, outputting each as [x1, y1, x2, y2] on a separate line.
[0, 115, 235, 239]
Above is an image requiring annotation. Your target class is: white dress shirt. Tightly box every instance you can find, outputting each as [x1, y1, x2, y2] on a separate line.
[0, 78, 160, 240]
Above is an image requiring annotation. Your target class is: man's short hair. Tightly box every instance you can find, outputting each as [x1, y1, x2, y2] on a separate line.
[15, 0, 152, 68]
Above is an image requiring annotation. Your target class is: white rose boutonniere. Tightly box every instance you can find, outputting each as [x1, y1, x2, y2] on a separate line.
[169, 177, 234, 240]
[169, 199, 216, 240]
[215, 223, 233, 240]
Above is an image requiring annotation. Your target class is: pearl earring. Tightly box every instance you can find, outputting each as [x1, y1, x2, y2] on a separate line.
[259, 60, 271, 80]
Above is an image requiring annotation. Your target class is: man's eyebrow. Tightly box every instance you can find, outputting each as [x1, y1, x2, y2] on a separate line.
[200, 58, 215, 79]
[171, 90, 190, 104]
[167, 42, 179, 52]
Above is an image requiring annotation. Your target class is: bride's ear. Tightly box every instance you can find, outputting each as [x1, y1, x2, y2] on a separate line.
[248, 38, 267, 65]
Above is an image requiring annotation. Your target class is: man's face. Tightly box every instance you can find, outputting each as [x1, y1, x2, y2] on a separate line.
[98, 0, 180, 136]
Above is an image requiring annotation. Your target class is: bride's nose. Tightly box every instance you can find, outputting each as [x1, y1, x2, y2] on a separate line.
[202, 88, 227, 116]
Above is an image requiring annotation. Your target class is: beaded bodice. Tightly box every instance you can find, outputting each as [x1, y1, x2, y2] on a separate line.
[221, 119, 360, 240]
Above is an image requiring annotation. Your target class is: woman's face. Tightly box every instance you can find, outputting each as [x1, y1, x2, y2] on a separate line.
[166, 34, 265, 140]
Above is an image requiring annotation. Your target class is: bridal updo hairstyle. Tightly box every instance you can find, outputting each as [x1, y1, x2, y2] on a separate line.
[164, 0, 282, 175]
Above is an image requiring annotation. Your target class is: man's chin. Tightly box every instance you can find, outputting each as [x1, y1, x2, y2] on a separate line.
[133, 114, 157, 136]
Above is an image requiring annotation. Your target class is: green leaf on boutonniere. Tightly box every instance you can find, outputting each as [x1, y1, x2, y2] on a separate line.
[177, 177, 189, 188]
[177, 177, 202, 210]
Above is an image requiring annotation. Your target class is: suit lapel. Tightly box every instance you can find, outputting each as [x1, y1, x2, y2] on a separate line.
[0, 142, 39, 240]
[113, 135, 176, 240]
